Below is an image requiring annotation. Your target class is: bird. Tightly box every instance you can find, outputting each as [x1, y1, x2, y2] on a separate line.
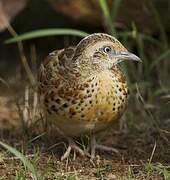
[38, 33, 141, 160]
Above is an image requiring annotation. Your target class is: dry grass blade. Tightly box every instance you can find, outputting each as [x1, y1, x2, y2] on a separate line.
[149, 142, 157, 164]
[0, 77, 10, 89]
[6, 25, 36, 86]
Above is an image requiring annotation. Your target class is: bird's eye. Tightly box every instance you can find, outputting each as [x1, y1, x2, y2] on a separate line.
[103, 46, 112, 53]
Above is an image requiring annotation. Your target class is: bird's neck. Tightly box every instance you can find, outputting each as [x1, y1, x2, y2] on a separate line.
[66, 64, 125, 86]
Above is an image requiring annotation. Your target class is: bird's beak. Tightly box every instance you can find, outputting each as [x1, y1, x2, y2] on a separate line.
[112, 51, 142, 63]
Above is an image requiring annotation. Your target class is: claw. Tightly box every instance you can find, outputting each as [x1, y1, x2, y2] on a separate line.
[90, 135, 120, 159]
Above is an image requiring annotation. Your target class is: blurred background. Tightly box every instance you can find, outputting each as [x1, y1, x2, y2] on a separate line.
[0, 0, 170, 178]
[0, 0, 170, 129]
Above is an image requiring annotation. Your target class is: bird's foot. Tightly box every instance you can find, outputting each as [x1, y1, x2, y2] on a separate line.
[61, 137, 85, 161]
[90, 135, 120, 159]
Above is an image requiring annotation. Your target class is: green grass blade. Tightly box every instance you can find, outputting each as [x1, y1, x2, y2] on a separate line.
[149, 0, 169, 49]
[150, 49, 170, 70]
[111, 0, 122, 20]
[117, 31, 159, 45]
[0, 141, 41, 180]
[99, 0, 116, 36]
[5, 28, 89, 44]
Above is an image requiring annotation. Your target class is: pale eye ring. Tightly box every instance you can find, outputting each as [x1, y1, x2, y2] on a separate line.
[103, 46, 112, 53]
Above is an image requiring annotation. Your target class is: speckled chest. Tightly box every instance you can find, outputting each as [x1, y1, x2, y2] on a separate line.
[43, 69, 129, 124]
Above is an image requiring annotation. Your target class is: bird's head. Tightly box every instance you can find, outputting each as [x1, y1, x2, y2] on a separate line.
[73, 33, 141, 73]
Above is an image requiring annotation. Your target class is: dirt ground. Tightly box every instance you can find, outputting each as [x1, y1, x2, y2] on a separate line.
[0, 117, 170, 179]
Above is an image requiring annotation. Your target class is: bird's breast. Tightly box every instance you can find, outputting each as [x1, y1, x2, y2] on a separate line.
[43, 70, 128, 136]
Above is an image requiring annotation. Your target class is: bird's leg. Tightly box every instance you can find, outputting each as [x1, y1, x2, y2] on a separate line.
[90, 135, 96, 159]
[90, 134, 120, 159]
[54, 127, 86, 160]
[61, 137, 85, 161]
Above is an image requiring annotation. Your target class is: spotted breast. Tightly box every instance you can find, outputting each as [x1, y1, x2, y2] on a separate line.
[39, 48, 128, 137]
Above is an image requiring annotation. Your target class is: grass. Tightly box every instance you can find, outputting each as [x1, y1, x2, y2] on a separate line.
[5, 28, 89, 44]
[1, 133, 170, 179]
[0, 141, 41, 180]
[0, 0, 170, 179]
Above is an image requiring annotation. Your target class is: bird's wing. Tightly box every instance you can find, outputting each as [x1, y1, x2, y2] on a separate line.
[38, 47, 76, 94]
